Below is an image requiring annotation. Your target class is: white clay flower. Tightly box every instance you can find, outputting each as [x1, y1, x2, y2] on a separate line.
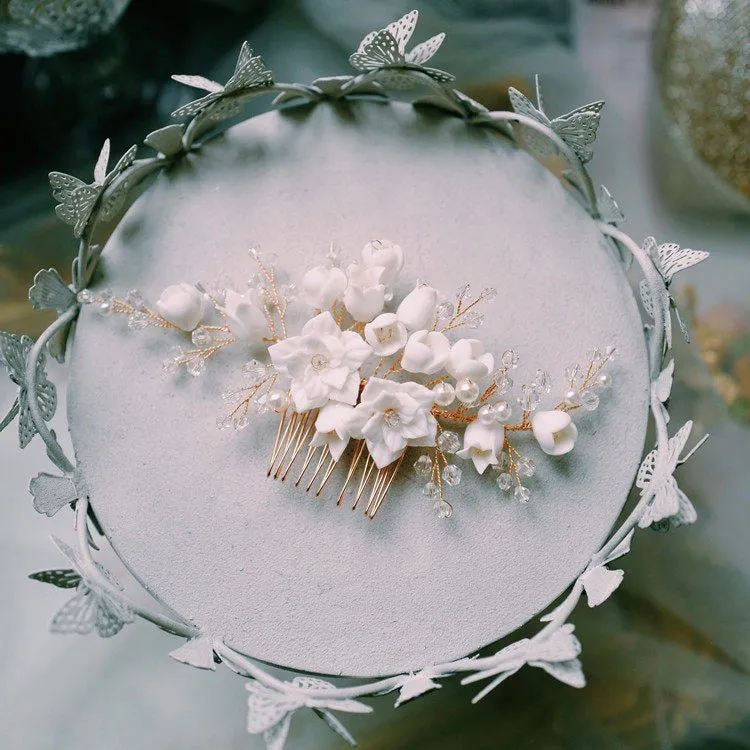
[268, 311, 372, 412]
[401, 330, 450, 374]
[155, 283, 205, 332]
[531, 410, 578, 456]
[348, 377, 437, 468]
[364, 313, 408, 356]
[456, 420, 504, 474]
[446, 338, 495, 380]
[221, 290, 268, 344]
[361, 239, 404, 286]
[310, 402, 356, 461]
[299, 265, 347, 310]
[396, 284, 438, 331]
[343, 262, 386, 322]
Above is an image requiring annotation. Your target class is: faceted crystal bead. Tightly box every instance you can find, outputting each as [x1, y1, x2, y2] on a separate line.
[125, 289, 144, 309]
[496, 472, 513, 492]
[604, 344, 617, 360]
[455, 378, 480, 405]
[442, 464, 462, 486]
[186, 357, 206, 378]
[514, 485, 531, 504]
[233, 414, 250, 431]
[127, 312, 148, 331]
[492, 370, 513, 394]
[216, 415, 233, 430]
[532, 368, 552, 394]
[254, 395, 271, 414]
[77, 289, 92, 304]
[494, 400, 513, 423]
[517, 457, 536, 477]
[384, 408, 401, 427]
[97, 289, 113, 316]
[518, 384, 540, 412]
[437, 430, 461, 454]
[480, 287, 498, 303]
[496, 451, 510, 472]
[586, 347, 602, 364]
[413, 454, 432, 478]
[432, 381, 455, 407]
[581, 390, 600, 411]
[241, 359, 266, 382]
[477, 404, 496, 424]
[564, 364, 580, 382]
[161, 357, 179, 379]
[436, 500, 453, 519]
[464, 311, 484, 330]
[501, 349, 520, 369]
[191, 327, 213, 348]
[436, 301, 454, 319]
[423, 481, 439, 498]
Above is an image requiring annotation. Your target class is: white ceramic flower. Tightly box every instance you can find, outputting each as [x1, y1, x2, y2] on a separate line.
[396, 284, 438, 331]
[343, 262, 386, 322]
[221, 290, 268, 343]
[268, 311, 372, 412]
[446, 338, 494, 379]
[401, 330, 450, 374]
[364, 313, 408, 356]
[310, 402, 356, 461]
[155, 283, 205, 332]
[361, 239, 404, 286]
[299, 265, 348, 310]
[456, 420, 504, 474]
[531, 410, 578, 456]
[349, 377, 437, 468]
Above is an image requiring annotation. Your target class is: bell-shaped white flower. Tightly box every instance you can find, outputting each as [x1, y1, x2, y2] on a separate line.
[343, 262, 386, 322]
[361, 239, 404, 286]
[310, 402, 356, 461]
[348, 377, 437, 468]
[447, 338, 494, 379]
[531, 409, 578, 456]
[396, 284, 438, 331]
[155, 283, 205, 332]
[364, 313, 408, 356]
[268, 311, 372, 412]
[456, 420, 504, 474]
[299, 265, 347, 310]
[401, 330, 450, 374]
[221, 290, 268, 343]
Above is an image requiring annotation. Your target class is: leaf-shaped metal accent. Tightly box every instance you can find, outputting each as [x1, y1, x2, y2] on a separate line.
[599, 185, 624, 225]
[29, 568, 81, 588]
[93, 139, 110, 184]
[394, 667, 444, 706]
[169, 635, 216, 670]
[144, 124, 185, 157]
[29, 472, 78, 517]
[312, 709, 356, 747]
[171, 74, 223, 93]
[654, 359, 675, 403]
[28, 268, 76, 312]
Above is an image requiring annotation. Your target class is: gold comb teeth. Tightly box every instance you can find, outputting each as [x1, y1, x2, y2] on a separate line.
[267, 408, 403, 519]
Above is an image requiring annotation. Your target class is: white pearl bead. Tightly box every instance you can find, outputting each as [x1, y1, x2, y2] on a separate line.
[432, 381, 455, 407]
[597, 373, 612, 388]
[478, 404, 496, 424]
[455, 377, 480, 405]
[267, 389, 289, 412]
[563, 389, 580, 407]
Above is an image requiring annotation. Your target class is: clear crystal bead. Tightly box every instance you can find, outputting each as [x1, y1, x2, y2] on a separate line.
[437, 430, 461, 454]
[161, 357, 179, 379]
[77, 289, 92, 304]
[384, 408, 401, 427]
[442, 464, 462, 486]
[496, 472, 513, 492]
[216, 415, 233, 430]
[383, 289, 394, 303]
[254, 395, 270, 414]
[432, 381, 455, 406]
[436, 301, 454, 319]
[501, 349, 520, 369]
[436, 500, 453, 519]
[191, 327, 212, 348]
[233, 414, 250, 431]
[464, 311, 485, 329]
[494, 400, 513, 423]
[241, 359, 266, 382]
[480, 287, 497, 303]
[496, 451, 510, 472]
[455, 378, 480, 405]
[605, 344, 617, 360]
[186, 357, 206, 378]
[564, 364, 580, 382]
[127, 312, 148, 331]
[517, 457, 536, 477]
[586, 347, 602, 364]
[581, 390, 600, 411]
[492, 370, 513, 394]
[125, 289, 144, 308]
[423, 481, 439, 498]
[515, 485, 531, 504]
[519, 384, 541, 412]
[532, 368, 552, 394]
[97, 289, 113, 316]
[414, 454, 432, 478]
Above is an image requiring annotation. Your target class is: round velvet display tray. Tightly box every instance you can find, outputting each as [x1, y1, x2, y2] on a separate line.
[67, 100, 649, 677]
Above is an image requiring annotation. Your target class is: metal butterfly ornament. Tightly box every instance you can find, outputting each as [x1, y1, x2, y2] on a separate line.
[48, 138, 137, 238]
[0, 331, 56, 448]
[171, 41, 273, 121]
[508, 75, 604, 164]
[349, 9, 454, 88]
[639, 236, 709, 349]
[29, 536, 134, 638]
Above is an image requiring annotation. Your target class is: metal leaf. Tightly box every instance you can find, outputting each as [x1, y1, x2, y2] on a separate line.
[93, 138, 110, 184]
[599, 185, 624, 224]
[29, 472, 78, 517]
[29, 568, 81, 589]
[169, 635, 216, 670]
[144, 124, 185, 157]
[28, 268, 76, 312]
[171, 74, 223, 93]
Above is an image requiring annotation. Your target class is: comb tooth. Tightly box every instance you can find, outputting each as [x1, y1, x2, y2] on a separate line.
[271, 410, 298, 477]
[273, 411, 306, 479]
[267, 408, 290, 476]
[368, 452, 404, 519]
[315, 455, 338, 496]
[295, 442, 320, 486]
[337, 439, 365, 505]
[353, 453, 375, 510]
[306, 445, 330, 492]
[364, 467, 387, 517]
[280, 410, 317, 481]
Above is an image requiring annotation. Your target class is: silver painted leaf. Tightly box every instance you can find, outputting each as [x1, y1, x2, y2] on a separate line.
[29, 568, 81, 588]
[28, 268, 76, 312]
[98, 178, 130, 222]
[171, 74, 222, 93]
[508, 86, 555, 157]
[394, 668, 443, 706]
[0, 399, 19, 432]
[144, 124, 185, 156]
[93, 138, 110, 184]
[313, 709, 356, 747]
[654, 359, 675, 403]
[599, 185, 624, 225]
[29, 472, 78, 516]
[169, 635, 216, 670]
[580, 566, 624, 607]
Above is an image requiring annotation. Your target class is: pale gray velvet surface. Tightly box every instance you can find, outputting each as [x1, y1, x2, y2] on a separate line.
[67, 100, 649, 677]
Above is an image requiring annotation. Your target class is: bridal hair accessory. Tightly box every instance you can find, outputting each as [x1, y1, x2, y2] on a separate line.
[0, 9, 711, 750]
[79, 241, 617, 519]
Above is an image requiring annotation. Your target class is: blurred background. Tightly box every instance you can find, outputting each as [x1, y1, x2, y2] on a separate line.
[0, 0, 748, 748]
